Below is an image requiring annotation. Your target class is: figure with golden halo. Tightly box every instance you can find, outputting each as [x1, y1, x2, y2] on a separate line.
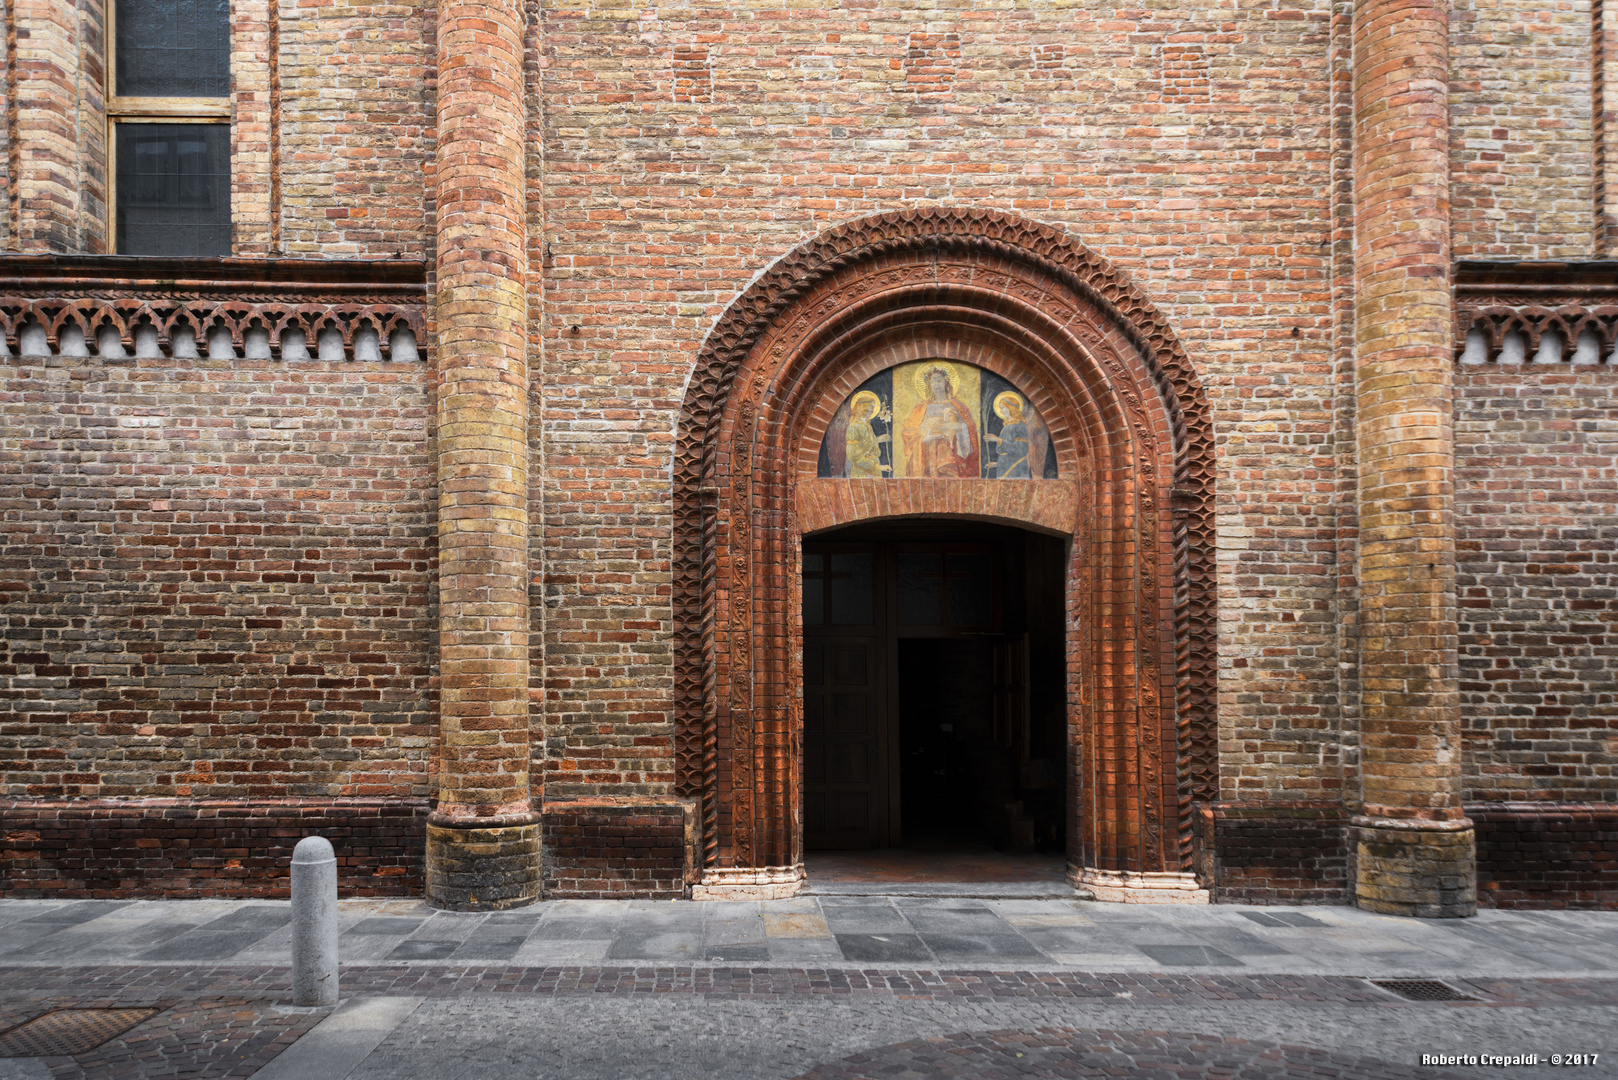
[899, 364, 979, 478]
[989, 391, 1035, 478]
[843, 390, 892, 478]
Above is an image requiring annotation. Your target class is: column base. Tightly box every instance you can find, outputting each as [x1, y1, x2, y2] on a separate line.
[691, 865, 804, 900]
[1352, 816, 1477, 918]
[425, 819, 542, 911]
[1070, 867, 1210, 904]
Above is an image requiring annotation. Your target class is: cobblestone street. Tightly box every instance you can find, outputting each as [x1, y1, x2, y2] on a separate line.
[0, 897, 1612, 1079]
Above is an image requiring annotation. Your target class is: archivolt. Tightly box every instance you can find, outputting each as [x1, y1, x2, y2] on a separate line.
[673, 208, 1216, 870]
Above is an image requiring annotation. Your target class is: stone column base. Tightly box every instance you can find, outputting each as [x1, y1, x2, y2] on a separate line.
[1070, 867, 1210, 904]
[425, 819, 542, 911]
[1352, 816, 1477, 918]
[692, 864, 804, 900]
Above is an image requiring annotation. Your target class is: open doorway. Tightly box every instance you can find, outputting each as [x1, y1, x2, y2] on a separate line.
[802, 520, 1068, 884]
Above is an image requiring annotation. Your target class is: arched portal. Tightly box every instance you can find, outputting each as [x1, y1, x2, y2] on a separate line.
[674, 209, 1216, 901]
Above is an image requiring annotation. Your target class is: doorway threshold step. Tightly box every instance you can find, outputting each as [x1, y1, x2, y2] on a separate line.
[803, 880, 1092, 900]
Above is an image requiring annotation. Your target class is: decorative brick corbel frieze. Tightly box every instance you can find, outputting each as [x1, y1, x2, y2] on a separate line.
[0, 255, 427, 360]
[1455, 261, 1618, 363]
[673, 208, 1218, 888]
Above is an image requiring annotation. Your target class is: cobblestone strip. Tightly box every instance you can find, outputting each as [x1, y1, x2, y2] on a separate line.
[1, 966, 1614, 1007]
[791, 1027, 1476, 1080]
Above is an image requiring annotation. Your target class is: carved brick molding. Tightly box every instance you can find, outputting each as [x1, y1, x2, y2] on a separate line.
[1456, 261, 1618, 363]
[0, 255, 428, 361]
[673, 208, 1217, 880]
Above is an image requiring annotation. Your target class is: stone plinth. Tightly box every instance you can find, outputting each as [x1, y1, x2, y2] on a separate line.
[425, 820, 542, 911]
[1352, 818, 1477, 918]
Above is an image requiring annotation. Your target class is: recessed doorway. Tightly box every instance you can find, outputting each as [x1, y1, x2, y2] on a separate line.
[802, 520, 1069, 882]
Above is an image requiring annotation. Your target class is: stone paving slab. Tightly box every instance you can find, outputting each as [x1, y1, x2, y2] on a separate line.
[0, 898, 1613, 977]
[247, 997, 424, 1080]
[0, 900, 1613, 1079]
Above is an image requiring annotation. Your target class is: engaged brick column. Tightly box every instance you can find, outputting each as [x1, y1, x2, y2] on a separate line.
[1351, 0, 1475, 917]
[9, 0, 90, 251]
[425, 0, 539, 910]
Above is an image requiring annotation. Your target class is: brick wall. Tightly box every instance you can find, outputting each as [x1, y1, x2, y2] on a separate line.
[539, 0, 1344, 809]
[277, 0, 433, 257]
[1200, 802, 1349, 905]
[541, 799, 695, 899]
[0, 797, 426, 898]
[231, 0, 275, 256]
[0, 0, 1612, 904]
[1204, 800, 1618, 907]
[0, 353, 434, 802]
[1474, 803, 1618, 909]
[1450, 0, 1595, 260]
[1456, 369, 1618, 804]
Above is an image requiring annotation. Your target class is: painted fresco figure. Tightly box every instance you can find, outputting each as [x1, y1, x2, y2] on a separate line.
[844, 390, 892, 478]
[900, 364, 979, 477]
[989, 392, 1033, 478]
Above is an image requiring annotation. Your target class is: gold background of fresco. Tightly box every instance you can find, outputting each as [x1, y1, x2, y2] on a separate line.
[892, 360, 982, 478]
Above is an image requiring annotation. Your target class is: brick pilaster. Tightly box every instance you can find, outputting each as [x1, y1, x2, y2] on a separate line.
[425, 0, 538, 910]
[1351, 0, 1475, 917]
[10, 0, 86, 251]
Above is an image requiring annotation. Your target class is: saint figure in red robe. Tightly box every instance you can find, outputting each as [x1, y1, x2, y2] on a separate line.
[900, 365, 980, 477]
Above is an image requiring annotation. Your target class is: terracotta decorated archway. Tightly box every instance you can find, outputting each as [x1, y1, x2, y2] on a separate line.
[673, 209, 1216, 900]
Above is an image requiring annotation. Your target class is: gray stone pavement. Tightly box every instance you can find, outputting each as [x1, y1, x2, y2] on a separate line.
[0, 895, 1613, 1078]
[1, 893, 1615, 976]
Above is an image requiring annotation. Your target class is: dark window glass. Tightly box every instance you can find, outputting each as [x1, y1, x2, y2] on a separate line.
[946, 552, 992, 625]
[827, 554, 874, 626]
[116, 123, 231, 256]
[897, 553, 942, 625]
[116, 0, 230, 97]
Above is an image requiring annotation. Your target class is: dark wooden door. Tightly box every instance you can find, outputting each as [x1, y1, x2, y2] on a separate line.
[803, 636, 888, 848]
[803, 547, 893, 849]
[802, 539, 1007, 850]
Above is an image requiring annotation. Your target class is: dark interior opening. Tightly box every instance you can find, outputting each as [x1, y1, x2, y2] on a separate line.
[802, 519, 1068, 868]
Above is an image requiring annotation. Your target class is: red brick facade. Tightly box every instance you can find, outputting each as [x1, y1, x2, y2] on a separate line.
[0, 0, 1614, 911]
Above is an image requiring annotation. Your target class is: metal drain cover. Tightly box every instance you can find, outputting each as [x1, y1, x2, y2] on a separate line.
[0, 1008, 159, 1057]
[1370, 978, 1476, 1002]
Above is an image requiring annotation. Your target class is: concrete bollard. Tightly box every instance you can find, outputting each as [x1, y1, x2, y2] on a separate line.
[291, 835, 340, 1007]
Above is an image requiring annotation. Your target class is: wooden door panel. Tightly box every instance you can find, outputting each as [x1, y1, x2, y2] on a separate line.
[831, 693, 868, 734]
[805, 790, 826, 834]
[833, 792, 870, 833]
[832, 645, 867, 684]
[804, 634, 884, 849]
[832, 740, 870, 783]
[804, 712, 826, 784]
[803, 542, 894, 850]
